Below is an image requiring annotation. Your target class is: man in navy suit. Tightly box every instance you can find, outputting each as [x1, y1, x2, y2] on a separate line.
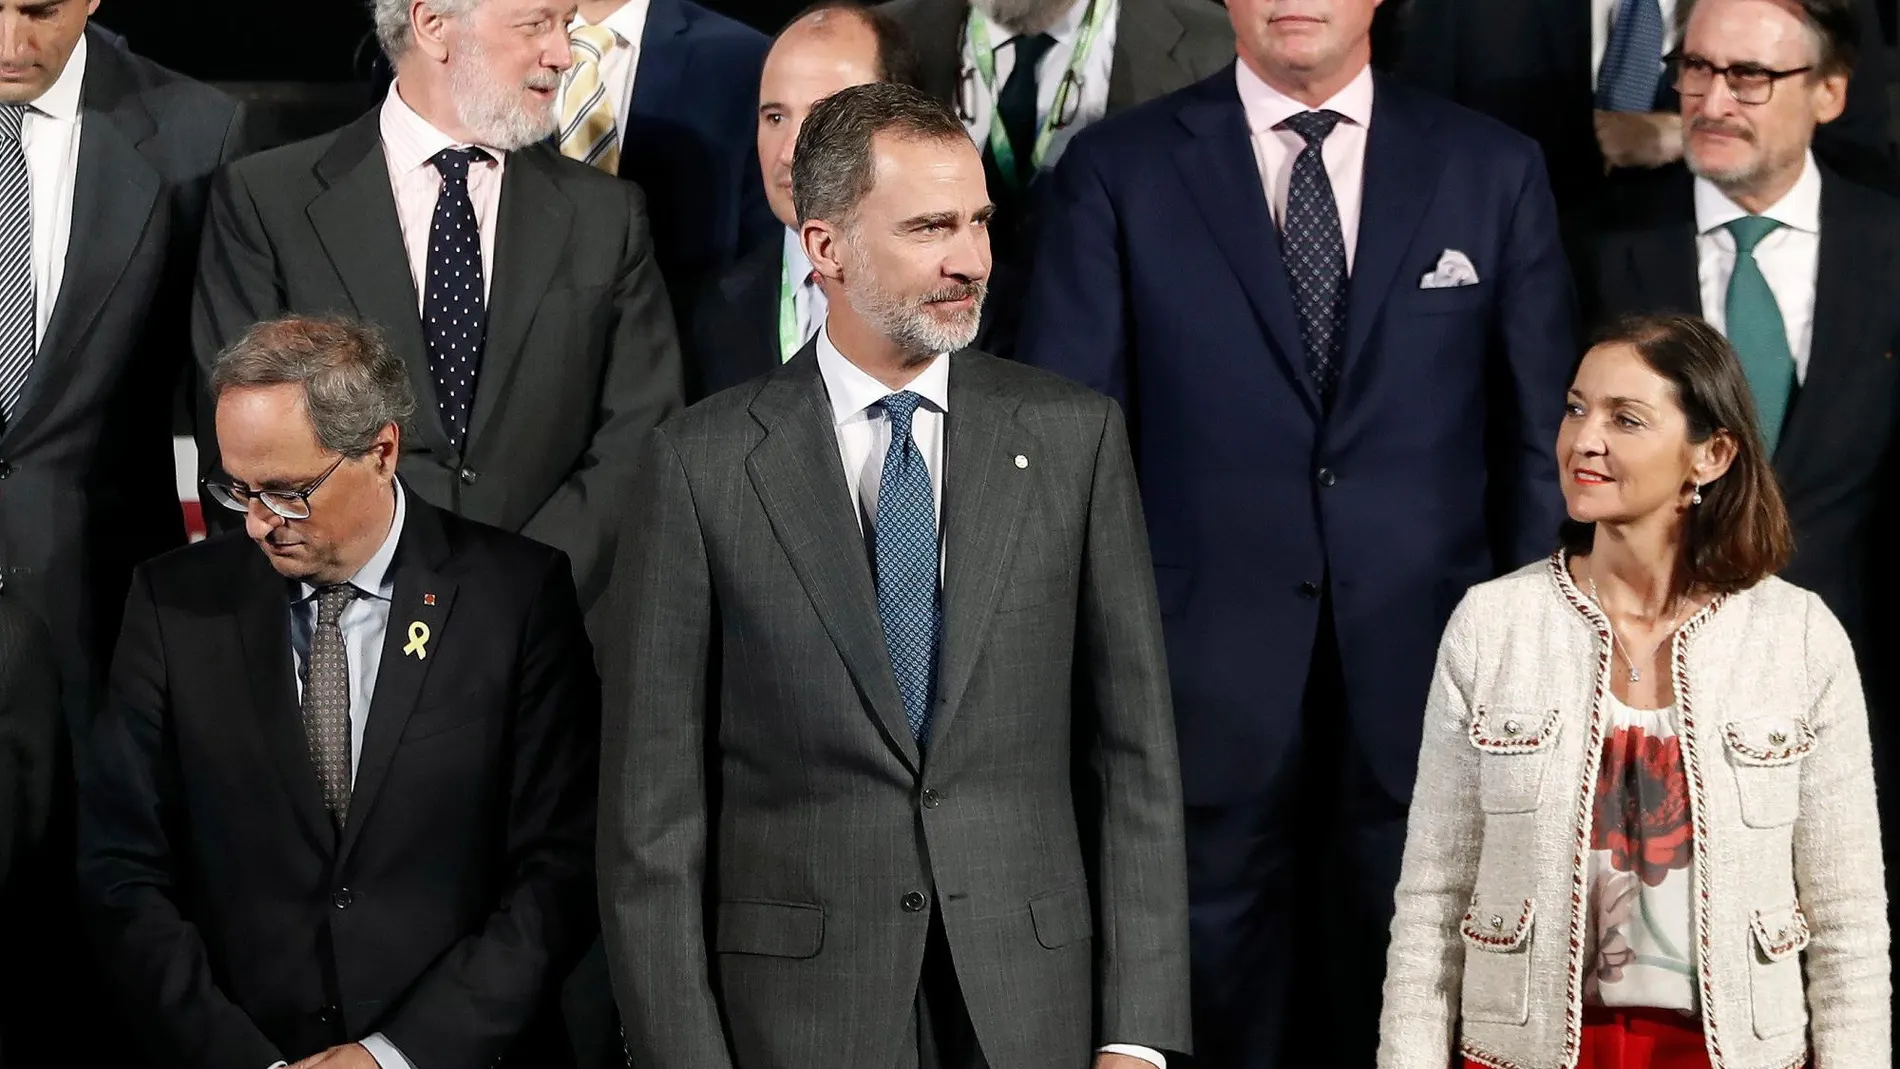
[560, 0, 779, 311]
[1018, 1, 1576, 1066]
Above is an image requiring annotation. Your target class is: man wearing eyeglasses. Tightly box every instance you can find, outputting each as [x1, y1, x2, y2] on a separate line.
[79, 314, 600, 1069]
[1583, 0, 1900, 1031]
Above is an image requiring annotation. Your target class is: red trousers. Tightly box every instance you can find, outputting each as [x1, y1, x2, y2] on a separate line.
[1461, 1006, 1808, 1069]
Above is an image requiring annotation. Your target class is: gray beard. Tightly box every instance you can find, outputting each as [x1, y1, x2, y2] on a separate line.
[448, 37, 560, 151]
[970, 0, 1077, 34]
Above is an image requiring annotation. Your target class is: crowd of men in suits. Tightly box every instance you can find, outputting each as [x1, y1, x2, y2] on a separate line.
[0, 0, 1893, 1066]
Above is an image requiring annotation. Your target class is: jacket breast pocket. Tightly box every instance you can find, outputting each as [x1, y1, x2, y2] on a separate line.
[1748, 901, 1811, 1039]
[714, 899, 825, 959]
[1469, 707, 1562, 813]
[1459, 894, 1534, 1025]
[1722, 717, 1814, 828]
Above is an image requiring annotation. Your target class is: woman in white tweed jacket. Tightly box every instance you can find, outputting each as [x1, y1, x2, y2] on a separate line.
[1377, 315, 1888, 1069]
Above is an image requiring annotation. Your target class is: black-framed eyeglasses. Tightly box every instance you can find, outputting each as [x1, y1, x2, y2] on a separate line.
[1669, 52, 1814, 105]
[204, 455, 347, 521]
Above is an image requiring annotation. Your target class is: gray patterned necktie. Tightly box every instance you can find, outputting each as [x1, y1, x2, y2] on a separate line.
[873, 391, 941, 745]
[0, 103, 35, 425]
[302, 584, 359, 822]
[1279, 109, 1348, 398]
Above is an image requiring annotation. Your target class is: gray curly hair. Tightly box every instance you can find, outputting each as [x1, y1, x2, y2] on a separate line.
[371, 0, 485, 59]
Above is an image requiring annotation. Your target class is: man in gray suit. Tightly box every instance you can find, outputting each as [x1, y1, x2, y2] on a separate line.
[601, 82, 1190, 1069]
[881, 0, 1233, 262]
[192, 0, 683, 613]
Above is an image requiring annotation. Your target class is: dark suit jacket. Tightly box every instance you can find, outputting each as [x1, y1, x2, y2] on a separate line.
[1582, 163, 1900, 647]
[78, 495, 600, 1069]
[620, 0, 777, 310]
[882, 0, 1234, 262]
[1018, 69, 1577, 807]
[685, 238, 1029, 401]
[0, 600, 55, 1069]
[1400, 0, 1898, 207]
[191, 110, 685, 612]
[601, 347, 1191, 1068]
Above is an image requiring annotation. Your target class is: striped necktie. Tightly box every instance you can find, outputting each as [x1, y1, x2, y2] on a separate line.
[559, 24, 622, 174]
[0, 103, 35, 426]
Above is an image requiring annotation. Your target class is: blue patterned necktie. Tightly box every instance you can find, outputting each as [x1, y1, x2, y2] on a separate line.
[1597, 0, 1668, 112]
[873, 391, 941, 744]
[424, 147, 491, 452]
[1279, 109, 1348, 398]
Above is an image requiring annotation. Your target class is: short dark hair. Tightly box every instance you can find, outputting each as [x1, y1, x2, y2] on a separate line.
[791, 81, 969, 226]
[1676, 0, 1860, 77]
[212, 314, 417, 457]
[1559, 313, 1792, 594]
[773, 0, 925, 91]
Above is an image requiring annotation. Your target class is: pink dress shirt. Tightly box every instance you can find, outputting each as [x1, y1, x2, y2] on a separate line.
[1234, 61, 1375, 274]
[377, 83, 506, 310]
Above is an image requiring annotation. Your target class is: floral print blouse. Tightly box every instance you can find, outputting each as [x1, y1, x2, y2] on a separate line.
[1584, 692, 1697, 1011]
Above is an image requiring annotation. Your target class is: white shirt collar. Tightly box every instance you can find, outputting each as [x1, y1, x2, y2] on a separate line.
[573, 0, 653, 45]
[379, 80, 507, 174]
[300, 481, 407, 603]
[815, 325, 952, 427]
[1694, 151, 1822, 236]
[783, 227, 817, 289]
[32, 33, 85, 122]
[1236, 59, 1375, 136]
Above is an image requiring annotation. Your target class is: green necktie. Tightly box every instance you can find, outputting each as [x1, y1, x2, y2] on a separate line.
[1722, 215, 1796, 453]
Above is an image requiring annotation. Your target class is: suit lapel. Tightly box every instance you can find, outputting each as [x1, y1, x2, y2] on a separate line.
[628, 0, 690, 122]
[234, 550, 334, 855]
[928, 358, 1032, 748]
[1106, 0, 1189, 113]
[469, 148, 573, 447]
[306, 113, 447, 454]
[914, 0, 970, 109]
[9, 34, 160, 441]
[339, 494, 456, 864]
[1171, 73, 1319, 419]
[1341, 79, 1440, 381]
[747, 352, 921, 773]
[1778, 173, 1882, 479]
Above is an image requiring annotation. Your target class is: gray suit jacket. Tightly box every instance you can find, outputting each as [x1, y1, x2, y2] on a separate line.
[882, 0, 1236, 117]
[191, 109, 684, 611]
[600, 346, 1191, 1068]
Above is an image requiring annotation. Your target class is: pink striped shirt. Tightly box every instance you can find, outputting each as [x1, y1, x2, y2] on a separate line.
[377, 83, 506, 310]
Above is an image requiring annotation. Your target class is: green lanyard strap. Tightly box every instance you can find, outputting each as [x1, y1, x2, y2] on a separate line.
[778, 260, 801, 363]
[965, 0, 1106, 188]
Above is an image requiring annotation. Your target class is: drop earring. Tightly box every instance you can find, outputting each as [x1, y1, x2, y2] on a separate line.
[1691, 484, 1703, 506]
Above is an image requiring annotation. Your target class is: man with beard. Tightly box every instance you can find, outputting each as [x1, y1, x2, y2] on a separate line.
[601, 81, 1191, 1069]
[881, 0, 1234, 264]
[192, 0, 683, 617]
[1582, 0, 1900, 1027]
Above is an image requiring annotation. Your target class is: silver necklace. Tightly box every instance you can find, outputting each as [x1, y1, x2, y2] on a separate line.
[1588, 575, 1688, 684]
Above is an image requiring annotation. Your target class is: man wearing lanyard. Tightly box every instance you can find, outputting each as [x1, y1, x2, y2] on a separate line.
[688, 0, 1023, 401]
[883, 0, 1233, 264]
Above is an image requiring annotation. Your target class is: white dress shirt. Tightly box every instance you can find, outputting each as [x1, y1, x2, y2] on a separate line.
[1236, 61, 1374, 274]
[21, 31, 84, 346]
[1591, 0, 1680, 91]
[815, 330, 1164, 1069]
[1693, 152, 1821, 384]
[379, 83, 506, 310]
[571, 0, 653, 137]
[784, 227, 826, 357]
[277, 482, 412, 1069]
[958, 0, 1119, 175]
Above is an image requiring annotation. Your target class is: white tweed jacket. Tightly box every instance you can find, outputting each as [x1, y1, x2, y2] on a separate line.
[1377, 554, 1889, 1069]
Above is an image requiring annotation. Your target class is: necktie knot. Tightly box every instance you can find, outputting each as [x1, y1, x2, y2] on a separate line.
[315, 584, 359, 627]
[0, 105, 25, 144]
[877, 391, 927, 442]
[568, 23, 618, 65]
[1282, 109, 1346, 147]
[1008, 31, 1057, 71]
[1725, 214, 1783, 255]
[429, 146, 490, 185]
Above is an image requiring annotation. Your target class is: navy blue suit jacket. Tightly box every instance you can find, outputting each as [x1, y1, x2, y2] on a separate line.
[620, 0, 777, 304]
[1019, 68, 1576, 807]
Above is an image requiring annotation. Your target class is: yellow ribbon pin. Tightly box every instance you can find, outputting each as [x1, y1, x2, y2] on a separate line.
[403, 621, 431, 660]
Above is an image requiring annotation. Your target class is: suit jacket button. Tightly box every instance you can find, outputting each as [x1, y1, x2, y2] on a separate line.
[332, 888, 354, 910]
[318, 1005, 339, 1024]
[901, 891, 928, 912]
[1316, 467, 1337, 487]
[459, 467, 478, 486]
[921, 789, 943, 809]
[0, 460, 13, 479]
[1298, 581, 1320, 598]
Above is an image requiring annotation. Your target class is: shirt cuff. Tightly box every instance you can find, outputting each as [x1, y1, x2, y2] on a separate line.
[361, 1034, 418, 1069]
[1099, 1044, 1167, 1069]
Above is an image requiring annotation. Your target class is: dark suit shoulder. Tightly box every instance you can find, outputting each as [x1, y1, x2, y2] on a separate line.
[1372, 75, 1546, 164]
[1150, 0, 1237, 45]
[959, 350, 1112, 421]
[222, 122, 348, 186]
[428, 502, 571, 585]
[1821, 165, 1900, 226]
[676, 0, 769, 49]
[94, 34, 239, 124]
[133, 530, 272, 610]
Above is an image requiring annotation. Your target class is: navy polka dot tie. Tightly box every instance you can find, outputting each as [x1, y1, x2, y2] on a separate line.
[873, 392, 941, 745]
[1279, 110, 1348, 399]
[424, 147, 490, 451]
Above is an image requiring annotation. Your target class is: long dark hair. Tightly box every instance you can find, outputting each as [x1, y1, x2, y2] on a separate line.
[1558, 313, 1792, 594]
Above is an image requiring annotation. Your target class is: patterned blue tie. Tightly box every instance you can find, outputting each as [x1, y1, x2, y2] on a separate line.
[1596, 0, 1668, 112]
[1279, 110, 1348, 397]
[873, 392, 941, 744]
[424, 147, 491, 452]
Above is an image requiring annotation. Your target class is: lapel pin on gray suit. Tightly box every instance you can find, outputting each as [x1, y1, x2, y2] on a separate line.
[602, 82, 1191, 1069]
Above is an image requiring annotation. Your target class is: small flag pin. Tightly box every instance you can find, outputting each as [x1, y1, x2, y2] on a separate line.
[423, 593, 437, 606]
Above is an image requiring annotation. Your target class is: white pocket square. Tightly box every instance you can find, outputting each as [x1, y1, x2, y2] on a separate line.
[1419, 249, 1480, 289]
